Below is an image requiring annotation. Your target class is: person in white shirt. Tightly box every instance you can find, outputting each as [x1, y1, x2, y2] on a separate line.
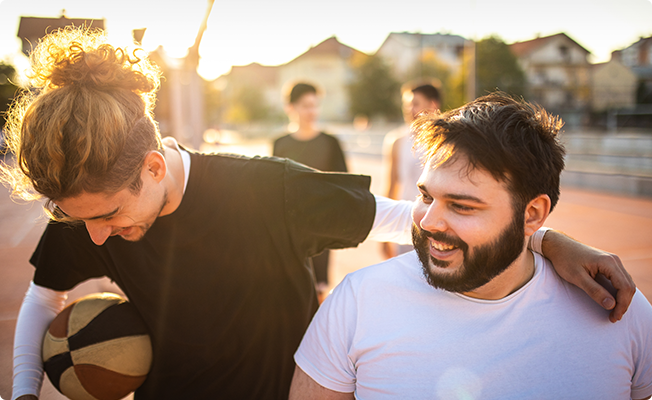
[291, 92, 652, 400]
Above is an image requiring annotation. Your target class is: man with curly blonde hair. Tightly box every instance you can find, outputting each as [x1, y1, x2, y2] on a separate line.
[3, 28, 637, 400]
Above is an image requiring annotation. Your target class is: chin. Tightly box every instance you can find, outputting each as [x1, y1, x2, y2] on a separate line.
[120, 227, 146, 242]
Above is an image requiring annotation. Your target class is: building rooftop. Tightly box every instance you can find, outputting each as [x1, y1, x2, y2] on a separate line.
[510, 33, 590, 57]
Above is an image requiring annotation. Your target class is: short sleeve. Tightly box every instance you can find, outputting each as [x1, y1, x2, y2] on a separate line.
[31, 221, 107, 291]
[294, 276, 358, 393]
[630, 291, 652, 399]
[283, 159, 375, 258]
[328, 135, 348, 173]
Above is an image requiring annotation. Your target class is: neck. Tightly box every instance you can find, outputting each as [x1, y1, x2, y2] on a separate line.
[292, 124, 319, 140]
[463, 246, 535, 300]
[158, 142, 185, 217]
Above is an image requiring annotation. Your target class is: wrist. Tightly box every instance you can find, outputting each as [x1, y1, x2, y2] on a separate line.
[529, 227, 552, 255]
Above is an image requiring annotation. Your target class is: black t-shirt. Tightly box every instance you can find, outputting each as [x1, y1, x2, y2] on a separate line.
[272, 132, 348, 173]
[31, 152, 375, 399]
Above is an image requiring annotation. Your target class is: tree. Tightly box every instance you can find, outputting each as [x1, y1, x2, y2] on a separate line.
[225, 84, 269, 123]
[348, 55, 402, 121]
[404, 51, 457, 111]
[0, 62, 19, 118]
[475, 36, 526, 97]
[1, 62, 20, 154]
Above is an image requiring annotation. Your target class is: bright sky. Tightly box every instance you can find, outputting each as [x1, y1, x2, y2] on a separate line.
[1, 0, 651, 81]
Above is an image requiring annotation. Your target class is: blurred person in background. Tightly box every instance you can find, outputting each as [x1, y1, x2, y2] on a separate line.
[273, 83, 348, 302]
[381, 83, 441, 259]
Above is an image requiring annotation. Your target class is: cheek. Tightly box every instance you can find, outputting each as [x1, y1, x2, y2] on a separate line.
[411, 203, 427, 227]
[451, 215, 500, 248]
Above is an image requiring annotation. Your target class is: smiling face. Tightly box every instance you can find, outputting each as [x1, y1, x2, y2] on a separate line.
[56, 186, 167, 246]
[55, 152, 170, 246]
[411, 154, 529, 298]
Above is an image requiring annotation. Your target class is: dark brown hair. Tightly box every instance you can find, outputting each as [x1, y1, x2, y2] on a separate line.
[413, 92, 565, 212]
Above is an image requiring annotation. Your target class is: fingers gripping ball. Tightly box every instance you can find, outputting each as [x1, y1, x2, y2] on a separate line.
[42, 293, 152, 400]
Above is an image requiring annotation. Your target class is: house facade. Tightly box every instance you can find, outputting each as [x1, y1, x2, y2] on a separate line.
[510, 33, 592, 124]
[219, 36, 365, 123]
[17, 13, 105, 56]
[591, 58, 638, 112]
[277, 37, 367, 121]
[614, 36, 652, 104]
[375, 32, 468, 80]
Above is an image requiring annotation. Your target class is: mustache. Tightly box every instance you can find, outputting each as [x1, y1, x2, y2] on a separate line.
[412, 225, 469, 252]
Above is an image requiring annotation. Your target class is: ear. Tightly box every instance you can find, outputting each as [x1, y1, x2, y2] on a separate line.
[142, 151, 167, 184]
[523, 194, 551, 237]
[284, 103, 295, 118]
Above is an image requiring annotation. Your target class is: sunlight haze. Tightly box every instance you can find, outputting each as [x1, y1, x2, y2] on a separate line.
[0, 0, 650, 81]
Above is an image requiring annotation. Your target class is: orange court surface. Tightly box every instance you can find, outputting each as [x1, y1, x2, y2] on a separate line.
[1, 151, 651, 399]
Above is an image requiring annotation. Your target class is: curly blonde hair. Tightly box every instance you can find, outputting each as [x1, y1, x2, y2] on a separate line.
[1, 27, 163, 218]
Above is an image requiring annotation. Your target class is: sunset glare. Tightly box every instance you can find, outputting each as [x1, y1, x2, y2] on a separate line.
[0, 0, 651, 81]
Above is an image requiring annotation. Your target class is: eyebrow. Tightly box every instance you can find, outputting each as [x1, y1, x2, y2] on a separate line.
[444, 193, 487, 205]
[84, 207, 121, 221]
[56, 206, 120, 221]
[418, 184, 487, 205]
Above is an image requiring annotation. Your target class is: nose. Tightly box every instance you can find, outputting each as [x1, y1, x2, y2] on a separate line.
[419, 201, 448, 233]
[85, 220, 112, 246]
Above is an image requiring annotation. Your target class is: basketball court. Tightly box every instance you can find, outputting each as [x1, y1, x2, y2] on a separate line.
[1, 150, 651, 399]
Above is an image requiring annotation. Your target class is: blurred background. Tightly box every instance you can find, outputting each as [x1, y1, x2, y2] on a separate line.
[1, 0, 652, 398]
[1, 0, 651, 194]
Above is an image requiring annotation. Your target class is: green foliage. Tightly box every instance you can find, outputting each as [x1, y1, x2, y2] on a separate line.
[204, 79, 224, 127]
[348, 55, 402, 121]
[475, 36, 526, 97]
[225, 85, 269, 123]
[404, 51, 458, 111]
[0, 62, 19, 118]
[636, 81, 652, 104]
[447, 69, 468, 110]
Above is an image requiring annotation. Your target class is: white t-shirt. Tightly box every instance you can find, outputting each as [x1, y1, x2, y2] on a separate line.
[384, 125, 423, 201]
[295, 251, 652, 400]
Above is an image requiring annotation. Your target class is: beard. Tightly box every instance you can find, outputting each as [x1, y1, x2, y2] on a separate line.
[412, 210, 526, 293]
[116, 189, 169, 242]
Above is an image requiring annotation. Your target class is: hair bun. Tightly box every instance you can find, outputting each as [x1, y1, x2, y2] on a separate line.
[29, 27, 160, 97]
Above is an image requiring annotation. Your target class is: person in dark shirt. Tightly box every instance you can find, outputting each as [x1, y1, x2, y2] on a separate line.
[273, 83, 348, 301]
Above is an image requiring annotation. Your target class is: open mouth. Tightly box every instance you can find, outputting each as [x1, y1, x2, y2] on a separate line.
[429, 239, 460, 260]
[431, 241, 456, 252]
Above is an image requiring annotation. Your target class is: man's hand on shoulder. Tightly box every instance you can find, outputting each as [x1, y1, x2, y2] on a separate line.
[541, 230, 636, 323]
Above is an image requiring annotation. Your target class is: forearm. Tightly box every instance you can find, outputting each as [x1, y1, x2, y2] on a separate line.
[534, 228, 635, 322]
[12, 282, 67, 400]
[367, 195, 413, 244]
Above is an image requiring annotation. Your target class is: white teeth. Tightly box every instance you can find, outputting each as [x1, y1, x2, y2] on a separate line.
[432, 241, 456, 252]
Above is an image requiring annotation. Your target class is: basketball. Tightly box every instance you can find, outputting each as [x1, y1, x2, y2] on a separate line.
[42, 292, 152, 400]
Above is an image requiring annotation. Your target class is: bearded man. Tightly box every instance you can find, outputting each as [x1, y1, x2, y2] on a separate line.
[290, 93, 652, 400]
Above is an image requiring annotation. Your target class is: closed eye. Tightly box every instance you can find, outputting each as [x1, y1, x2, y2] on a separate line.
[418, 192, 433, 204]
[451, 203, 475, 213]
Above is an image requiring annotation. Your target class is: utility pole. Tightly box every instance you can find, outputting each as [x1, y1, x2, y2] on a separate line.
[171, 0, 215, 150]
[465, 40, 476, 102]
